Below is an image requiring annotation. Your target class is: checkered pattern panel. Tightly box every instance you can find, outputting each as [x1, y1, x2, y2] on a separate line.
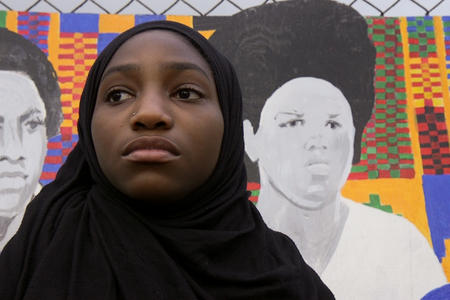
[406, 17, 450, 175]
[40, 15, 99, 184]
[349, 18, 414, 180]
[17, 12, 50, 54]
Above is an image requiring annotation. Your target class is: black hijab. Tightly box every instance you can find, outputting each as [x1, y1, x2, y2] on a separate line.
[0, 21, 333, 299]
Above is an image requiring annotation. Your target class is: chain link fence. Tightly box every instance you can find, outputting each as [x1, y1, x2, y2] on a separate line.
[0, 0, 449, 16]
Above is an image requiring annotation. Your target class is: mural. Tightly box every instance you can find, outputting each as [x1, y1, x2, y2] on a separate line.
[0, 0, 449, 298]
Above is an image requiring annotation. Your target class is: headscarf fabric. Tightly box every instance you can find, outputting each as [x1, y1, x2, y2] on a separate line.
[0, 21, 333, 299]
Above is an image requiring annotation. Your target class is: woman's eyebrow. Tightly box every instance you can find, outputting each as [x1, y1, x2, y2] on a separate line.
[20, 108, 42, 123]
[102, 63, 140, 80]
[275, 112, 304, 119]
[160, 62, 211, 81]
[328, 114, 340, 119]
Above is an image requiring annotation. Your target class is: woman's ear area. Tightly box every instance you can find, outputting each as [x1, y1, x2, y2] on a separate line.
[243, 119, 260, 162]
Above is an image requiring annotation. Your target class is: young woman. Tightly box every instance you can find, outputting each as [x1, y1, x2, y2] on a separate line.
[0, 21, 334, 299]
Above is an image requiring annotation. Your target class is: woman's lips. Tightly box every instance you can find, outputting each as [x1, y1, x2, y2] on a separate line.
[305, 160, 329, 175]
[121, 136, 181, 163]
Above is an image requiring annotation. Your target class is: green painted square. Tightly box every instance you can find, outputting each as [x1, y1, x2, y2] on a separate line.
[428, 44, 436, 52]
[398, 133, 410, 138]
[410, 44, 419, 52]
[0, 11, 6, 28]
[378, 164, 390, 170]
[376, 103, 387, 109]
[375, 81, 386, 88]
[399, 164, 412, 169]
[378, 141, 387, 146]
[390, 169, 400, 178]
[368, 159, 378, 164]
[376, 70, 386, 76]
[351, 165, 367, 173]
[387, 127, 396, 133]
[388, 147, 398, 154]
[376, 113, 386, 119]
[367, 147, 377, 154]
[377, 153, 388, 159]
[388, 137, 397, 143]
[398, 141, 410, 146]
[397, 123, 408, 128]
[395, 81, 405, 88]
[251, 190, 260, 196]
[386, 28, 395, 35]
[399, 153, 413, 159]
[389, 158, 399, 164]
[368, 170, 379, 179]
[396, 92, 406, 100]
[396, 112, 407, 119]
[375, 123, 386, 128]
[360, 153, 368, 160]
[386, 108, 396, 114]
[387, 118, 396, 123]
[376, 133, 387, 138]
[387, 99, 396, 105]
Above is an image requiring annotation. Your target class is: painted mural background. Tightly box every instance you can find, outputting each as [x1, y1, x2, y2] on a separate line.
[0, 4, 449, 299]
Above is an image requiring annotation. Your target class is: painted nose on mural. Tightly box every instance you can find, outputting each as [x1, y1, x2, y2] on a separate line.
[0, 122, 25, 161]
[130, 92, 174, 131]
[304, 134, 327, 151]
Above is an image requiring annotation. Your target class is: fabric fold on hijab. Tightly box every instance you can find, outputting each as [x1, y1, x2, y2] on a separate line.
[0, 20, 333, 299]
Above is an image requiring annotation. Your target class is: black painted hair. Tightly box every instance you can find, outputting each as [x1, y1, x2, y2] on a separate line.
[208, 0, 376, 166]
[0, 27, 62, 138]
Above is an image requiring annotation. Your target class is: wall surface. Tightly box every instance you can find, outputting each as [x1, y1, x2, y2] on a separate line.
[0, 1, 449, 299]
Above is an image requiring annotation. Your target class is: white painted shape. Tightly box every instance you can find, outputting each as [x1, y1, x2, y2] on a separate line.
[29, 2, 59, 13]
[183, 0, 221, 14]
[72, 1, 107, 14]
[94, 0, 131, 14]
[351, 0, 382, 16]
[321, 198, 447, 300]
[118, 1, 155, 15]
[208, 1, 240, 16]
[430, 0, 450, 15]
[164, 1, 200, 16]
[138, 0, 177, 14]
[46, 0, 84, 12]
[385, 0, 426, 16]
[1, 0, 36, 11]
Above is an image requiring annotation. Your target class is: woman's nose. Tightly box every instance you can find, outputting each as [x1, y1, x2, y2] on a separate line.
[129, 91, 174, 131]
[0, 121, 25, 161]
[304, 134, 327, 151]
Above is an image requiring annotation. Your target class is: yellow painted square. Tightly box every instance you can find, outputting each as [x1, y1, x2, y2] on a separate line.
[99, 14, 134, 33]
[166, 15, 193, 28]
[432, 98, 444, 106]
[414, 99, 425, 107]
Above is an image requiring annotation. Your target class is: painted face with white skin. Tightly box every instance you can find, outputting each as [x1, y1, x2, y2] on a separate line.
[0, 71, 47, 217]
[244, 77, 355, 210]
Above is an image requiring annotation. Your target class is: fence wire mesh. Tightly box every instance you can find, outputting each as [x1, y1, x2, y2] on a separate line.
[0, 0, 448, 16]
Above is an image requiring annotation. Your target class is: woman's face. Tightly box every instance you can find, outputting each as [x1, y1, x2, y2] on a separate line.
[91, 30, 224, 203]
[248, 77, 355, 209]
[0, 71, 47, 215]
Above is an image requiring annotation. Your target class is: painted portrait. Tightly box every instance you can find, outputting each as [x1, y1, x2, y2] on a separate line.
[0, 27, 62, 250]
[197, 0, 450, 298]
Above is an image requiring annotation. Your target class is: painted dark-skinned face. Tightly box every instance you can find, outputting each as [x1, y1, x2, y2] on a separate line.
[91, 30, 224, 203]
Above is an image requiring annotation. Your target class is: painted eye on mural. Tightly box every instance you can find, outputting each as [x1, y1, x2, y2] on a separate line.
[278, 119, 305, 128]
[105, 88, 134, 103]
[325, 120, 341, 129]
[24, 117, 45, 131]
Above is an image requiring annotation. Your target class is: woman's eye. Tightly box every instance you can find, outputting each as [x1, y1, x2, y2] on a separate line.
[326, 120, 342, 129]
[24, 118, 44, 131]
[106, 89, 133, 103]
[173, 88, 202, 101]
[279, 119, 304, 128]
